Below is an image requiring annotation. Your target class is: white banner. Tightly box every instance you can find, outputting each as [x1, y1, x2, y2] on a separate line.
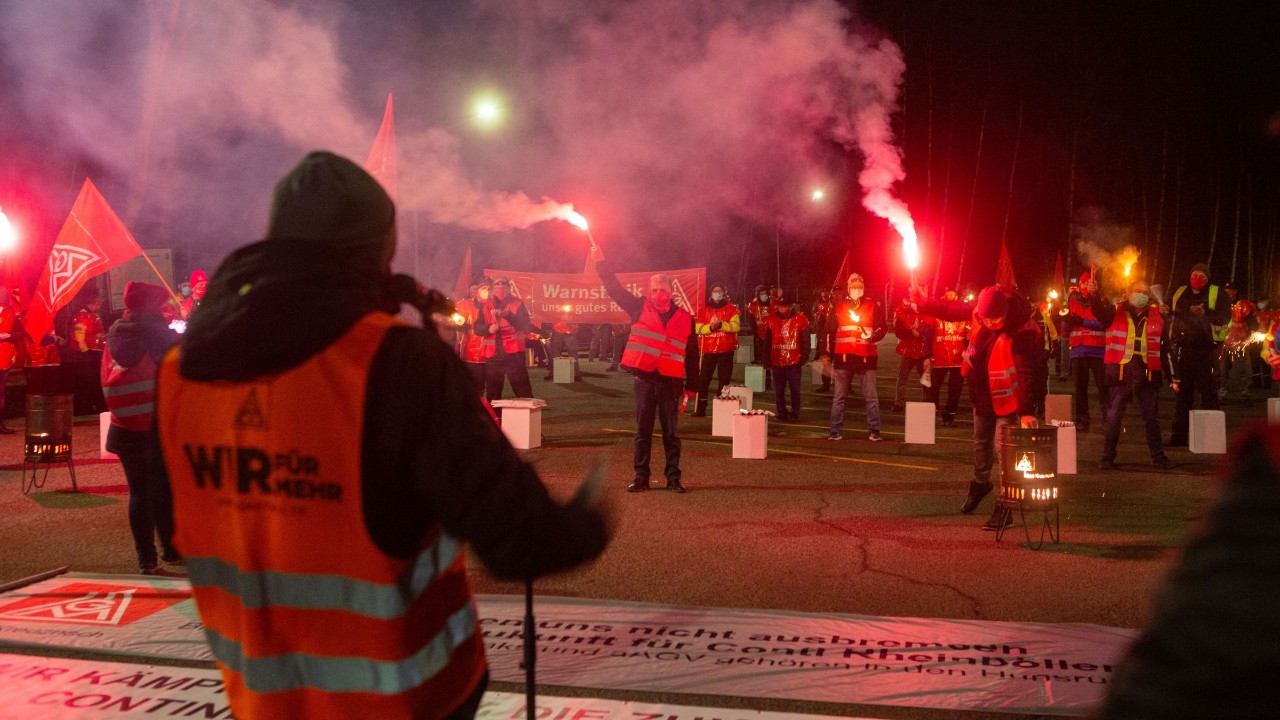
[0, 575, 1136, 716]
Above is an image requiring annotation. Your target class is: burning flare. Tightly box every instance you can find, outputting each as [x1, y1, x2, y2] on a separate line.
[0, 206, 16, 252]
[451, 313, 465, 326]
[563, 210, 589, 231]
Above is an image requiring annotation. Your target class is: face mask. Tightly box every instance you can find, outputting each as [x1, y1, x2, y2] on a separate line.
[1190, 276, 1208, 291]
[477, 288, 490, 301]
[1259, 301, 1270, 310]
[711, 291, 724, 302]
[652, 290, 671, 307]
[758, 293, 769, 303]
[1130, 293, 1149, 308]
[849, 288, 864, 300]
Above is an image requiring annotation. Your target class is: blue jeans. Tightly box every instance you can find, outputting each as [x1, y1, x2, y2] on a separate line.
[1102, 367, 1166, 461]
[634, 374, 682, 483]
[828, 367, 880, 434]
[772, 364, 802, 417]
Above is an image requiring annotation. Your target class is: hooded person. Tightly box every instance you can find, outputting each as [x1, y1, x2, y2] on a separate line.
[179, 269, 208, 320]
[692, 281, 741, 416]
[156, 151, 610, 720]
[1167, 263, 1229, 445]
[746, 283, 775, 388]
[917, 285, 1040, 531]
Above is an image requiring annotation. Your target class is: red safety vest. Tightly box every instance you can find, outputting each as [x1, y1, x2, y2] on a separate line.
[766, 311, 809, 366]
[157, 313, 486, 720]
[988, 334, 1018, 417]
[454, 299, 485, 364]
[1104, 306, 1163, 373]
[695, 303, 740, 355]
[100, 346, 157, 431]
[0, 306, 16, 370]
[72, 309, 105, 352]
[622, 302, 692, 378]
[747, 299, 773, 337]
[1068, 296, 1106, 349]
[832, 299, 878, 357]
[893, 304, 925, 359]
[480, 298, 524, 357]
[933, 319, 969, 368]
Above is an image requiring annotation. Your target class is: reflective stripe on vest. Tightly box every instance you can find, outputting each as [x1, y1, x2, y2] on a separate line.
[1068, 298, 1106, 348]
[101, 347, 158, 431]
[622, 303, 691, 378]
[696, 304, 739, 355]
[833, 301, 877, 357]
[987, 335, 1018, 417]
[157, 312, 486, 720]
[480, 299, 524, 357]
[1104, 307, 1162, 372]
[1172, 285, 1224, 340]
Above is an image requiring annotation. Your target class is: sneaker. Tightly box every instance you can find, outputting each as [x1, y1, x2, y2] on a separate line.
[606, 364, 619, 372]
[1152, 456, 1177, 470]
[161, 550, 184, 565]
[941, 414, 957, 428]
[666, 480, 687, 493]
[867, 431, 884, 442]
[627, 480, 650, 492]
[826, 432, 843, 441]
[1097, 458, 1116, 470]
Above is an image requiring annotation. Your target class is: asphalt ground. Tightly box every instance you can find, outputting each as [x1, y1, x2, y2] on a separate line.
[1, 349, 1274, 719]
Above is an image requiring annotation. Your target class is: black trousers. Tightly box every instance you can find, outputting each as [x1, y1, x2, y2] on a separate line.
[1072, 356, 1106, 425]
[484, 353, 532, 400]
[1171, 344, 1220, 442]
[925, 366, 964, 418]
[695, 351, 735, 414]
[106, 426, 176, 569]
[633, 374, 682, 484]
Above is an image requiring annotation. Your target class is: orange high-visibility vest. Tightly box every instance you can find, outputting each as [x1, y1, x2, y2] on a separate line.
[695, 303, 740, 355]
[158, 312, 486, 720]
[1068, 296, 1106, 349]
[480, 298, 524, 357]
[832, 299, 878, 357]
[987, 334, 1018, 417]
[454, 299, 485, 364]
[101, 346, 157, 431]
[622, 302, 692, 378]
[1104, 306, 1163, 374]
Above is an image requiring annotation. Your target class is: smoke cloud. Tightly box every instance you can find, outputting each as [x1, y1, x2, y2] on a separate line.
[0, 0, 909, 272]
[1073, 207, 1140, 293]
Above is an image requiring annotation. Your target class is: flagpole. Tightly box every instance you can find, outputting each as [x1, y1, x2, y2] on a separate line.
[137, 250, 181, 303]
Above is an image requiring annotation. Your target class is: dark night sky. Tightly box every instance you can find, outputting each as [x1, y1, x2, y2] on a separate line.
[1, 0, 1276, 303]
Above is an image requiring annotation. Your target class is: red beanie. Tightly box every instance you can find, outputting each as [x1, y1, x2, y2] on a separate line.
[124, 282, 170, 315]
[976, 286, 1008, 320]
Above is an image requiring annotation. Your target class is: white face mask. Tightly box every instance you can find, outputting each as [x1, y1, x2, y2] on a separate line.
[1130, 292, 1149, 308]
[758, 293, 769, 303]
[849, 288, 864, 300]
[711, 291, 724, 302]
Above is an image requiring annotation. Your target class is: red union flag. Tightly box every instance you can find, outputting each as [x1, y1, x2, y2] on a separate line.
[484, 267, 705, 324]
[24, 179, 144, 346]
[364, 93, 397, 201]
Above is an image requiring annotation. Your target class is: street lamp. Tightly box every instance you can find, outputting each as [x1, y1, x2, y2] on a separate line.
[470, 92, 505, 130]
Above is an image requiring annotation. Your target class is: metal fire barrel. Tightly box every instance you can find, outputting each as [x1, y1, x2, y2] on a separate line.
[24, 393, 75, 463]
[996, 425, 1059, 511]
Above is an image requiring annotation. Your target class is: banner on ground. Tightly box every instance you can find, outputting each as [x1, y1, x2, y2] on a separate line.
[483, 267, 706, 324]
[0, 654, 878, 720]
[0, 575, 1136, 716]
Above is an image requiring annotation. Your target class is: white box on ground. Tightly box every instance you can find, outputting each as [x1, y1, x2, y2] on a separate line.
[1045, 394, 1073, 425]
[1268, 397, 1280, 424]
[490, 399, 547, 450]
[1055, 422, 1077, 475]
[734, 343, 753, 365]
[712, 397, 740, 436]
[99, 412, 118, 461]
[722, 385, 753, 411]
[745, 365, 766, 392]
[1189, 409, 1226, 454]
[732, 413, 768, 459]
[904, 402, 935, 444]
[553, 356, 574, 383]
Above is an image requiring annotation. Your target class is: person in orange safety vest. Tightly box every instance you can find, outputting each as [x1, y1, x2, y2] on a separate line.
[765, 302, 810, 420]
[692, 282, 740, 416]
[156, 152, 610, 720]
[820, 273, 887, 441]
[917, 285, 1040, 532]
[453, 278, 490, 388]
[593, 243, 692, 493]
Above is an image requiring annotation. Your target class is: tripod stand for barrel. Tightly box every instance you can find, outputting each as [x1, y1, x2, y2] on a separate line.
[994, 428, 1061, 550]
[22, 394, 79, 495]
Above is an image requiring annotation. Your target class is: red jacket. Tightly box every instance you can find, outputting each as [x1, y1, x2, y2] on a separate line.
[72, 309, 105, 352]
[892, 304, 925, 359]
[454, 298, 485, 363]
[747, 299, 774, 337]
[932, 319, 969, 368]
[765, 311, 809, 366]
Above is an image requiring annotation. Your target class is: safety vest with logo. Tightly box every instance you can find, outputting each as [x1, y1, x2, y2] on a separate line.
[454, 299, 486, 364]
[747, 299, 774, 337]
[1068, 296, 1106, 351]
[622, 302, 692, 378]
[100, 347, 157, 431]
[1104, 305, 1163, 375]
[480, 297, 525, 357]
[157, 312, 486, 720]
[833, 299, 878, 357]
[695, 303, 741, 355]
[1171, 285, 1224, 341]
[933, 319, 969, 368]
[766, 311, 809, 366]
